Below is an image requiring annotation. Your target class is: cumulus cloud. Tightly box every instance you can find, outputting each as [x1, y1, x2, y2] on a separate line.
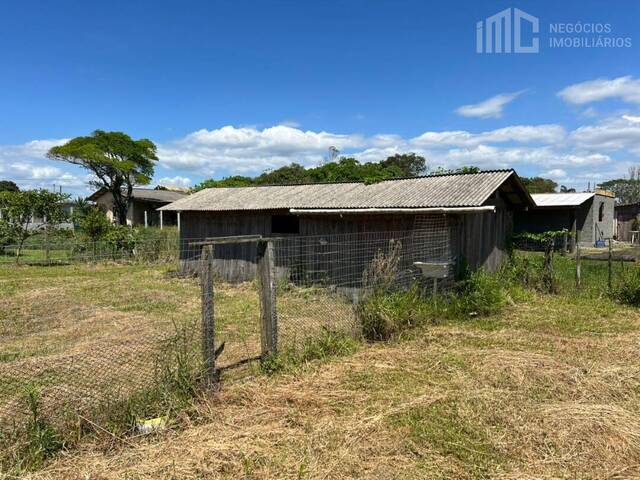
[569, 115, 640, 153]
[157, 176, 192, 189]
[558, 76, 640, 105]
[0, 138, 90, 192]
[158, 125, 365, 174]
[2, 115, 640, 195]
[411, 125, 565, 148]
[542, 169, 567, 179]
[455, 91, 525, 119]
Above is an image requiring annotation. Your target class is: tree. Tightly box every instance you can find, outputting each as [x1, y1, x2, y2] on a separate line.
[560, 185, 576, 193]
[0, 180, 19, 192]
[599, 178, 640, 204]
[194, 153, 429, 190]
[521, 177, 558, 194]
[193, 176, 255, 191]
[380, 153, 427, 177]
[79, 207, 112, 242]
[431, 165, 480, 175]
[47, 130, 158, 225]
[0, 189, 69, 263]
[257, 163, 312, 185]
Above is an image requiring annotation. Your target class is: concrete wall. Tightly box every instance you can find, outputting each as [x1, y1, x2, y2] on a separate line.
[514, 194, 615, 246]
[93, 191, 175, 227]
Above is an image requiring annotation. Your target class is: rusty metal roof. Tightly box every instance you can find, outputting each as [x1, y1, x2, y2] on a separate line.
[160, 169, 524, 212]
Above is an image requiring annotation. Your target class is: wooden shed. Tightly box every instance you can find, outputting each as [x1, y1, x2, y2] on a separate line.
[160, 170, 533, 281]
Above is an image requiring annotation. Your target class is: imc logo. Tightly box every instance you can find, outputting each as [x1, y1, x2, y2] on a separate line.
[477, 8, 539, 53]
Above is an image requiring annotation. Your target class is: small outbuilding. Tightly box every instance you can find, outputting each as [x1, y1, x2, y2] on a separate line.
[89, 187, 187, 227]
[514, 191, 615, 247]
[160, 170, 534, 281]
[615, 202, 640, 243]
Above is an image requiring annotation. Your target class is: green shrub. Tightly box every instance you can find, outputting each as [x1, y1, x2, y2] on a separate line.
[134, 227, 179, 263]
[104, 225, 138, 259]
[611, 265, 640, 306]
[357, 286, 434, 341]
[78, 207, 111, 243]
[0, 387, 64, 473]
[261, 328, 359, 374]
[500, 251, 560, 294]
[448, 269, 507, 318]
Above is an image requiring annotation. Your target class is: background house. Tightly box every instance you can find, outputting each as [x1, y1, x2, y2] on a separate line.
[160, 170, 533, 282]
[89, 188, 187, 227]
[615, 202, 640, 242]
[514, 190, 615, 247]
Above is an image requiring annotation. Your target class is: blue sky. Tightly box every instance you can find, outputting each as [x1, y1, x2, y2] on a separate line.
[1, 0, 640, 194]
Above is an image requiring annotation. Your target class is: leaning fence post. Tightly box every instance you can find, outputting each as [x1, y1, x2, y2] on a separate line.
[258, 240, 278, 358]
[200, 244, 217, 387]
[608, 238, 613, 290]
[575, 231, 581, 289]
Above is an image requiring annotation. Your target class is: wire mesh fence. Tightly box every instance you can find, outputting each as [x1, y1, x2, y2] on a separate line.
[1, 220, 457, 436]
[3, 220, 634, 458]
[0, 228, 181, 266]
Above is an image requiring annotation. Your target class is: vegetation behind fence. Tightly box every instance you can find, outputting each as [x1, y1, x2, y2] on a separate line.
[2, 224, 640, 474]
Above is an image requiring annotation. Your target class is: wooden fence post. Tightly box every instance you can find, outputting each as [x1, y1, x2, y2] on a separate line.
[561, 230, 568, 256]
[575, 231, 581, 289]
[200, 244, 218, 387]
[608, 238, 613, 290]
[257, 240, 278, 358]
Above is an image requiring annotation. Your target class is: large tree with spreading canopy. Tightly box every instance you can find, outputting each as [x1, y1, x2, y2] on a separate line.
[47, 130, 158, 224]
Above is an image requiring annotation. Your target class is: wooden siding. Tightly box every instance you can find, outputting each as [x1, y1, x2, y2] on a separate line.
[178, 209, 514, 282]
[457, 207, 512, 272]
[616, 204, 640, 242]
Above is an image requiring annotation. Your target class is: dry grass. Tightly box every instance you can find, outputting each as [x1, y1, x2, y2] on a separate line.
[11, 289, 640, 479]
[4, 263, 640, 478]
[0, 264, 358, 427]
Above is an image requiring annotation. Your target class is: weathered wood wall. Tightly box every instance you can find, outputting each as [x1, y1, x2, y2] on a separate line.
[178, 209, 514, 282]
[456, 207, 512, 273]
[616, 203, 640, 242]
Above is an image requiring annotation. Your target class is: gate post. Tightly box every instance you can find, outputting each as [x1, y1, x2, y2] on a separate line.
[257, 240, 278, 358]
[200, 244, 218, 387]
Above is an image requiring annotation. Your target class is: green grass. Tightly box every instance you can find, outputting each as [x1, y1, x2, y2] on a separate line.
[390, 399, 504, 479]
[4, 249, 640, 477]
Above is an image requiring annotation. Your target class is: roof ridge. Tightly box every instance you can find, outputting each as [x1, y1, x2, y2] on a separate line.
[200, 169, 515, 190]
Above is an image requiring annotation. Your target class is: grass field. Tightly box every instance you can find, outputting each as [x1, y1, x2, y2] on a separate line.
[0, 263, 355, 433]
[3, 253, 640, 478]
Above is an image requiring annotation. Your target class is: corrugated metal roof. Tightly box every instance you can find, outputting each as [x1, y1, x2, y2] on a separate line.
[532, 193, 595, 207]
[131, 188, 187, 203]
[89, 188, 188, 203]
[160, 170, 519, 212]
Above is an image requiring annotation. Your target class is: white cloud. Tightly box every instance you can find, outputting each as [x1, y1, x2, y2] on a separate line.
[0, 138, 90, 193]
[622, 114, 640, 123]
[411, 125, 565, 148]
[569, 115, 640, 153]
[157, 176, 192, 189]
[158, 125, 365, 174]
[558, 76, 640, 105]
[542, 169, 567, 179]
[455, 91, 525, 119]
[2, 115, 640, 196]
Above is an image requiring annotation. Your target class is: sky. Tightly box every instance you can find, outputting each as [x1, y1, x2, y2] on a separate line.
[1, 0, 640, 195]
